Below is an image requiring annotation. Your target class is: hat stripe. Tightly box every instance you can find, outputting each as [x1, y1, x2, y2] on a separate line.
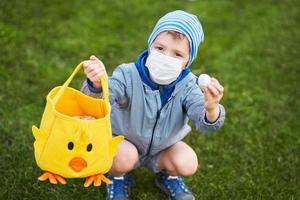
[157, 17, 201, 42]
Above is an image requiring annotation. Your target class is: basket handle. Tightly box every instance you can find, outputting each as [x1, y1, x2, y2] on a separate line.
[52, 62, 109, 105]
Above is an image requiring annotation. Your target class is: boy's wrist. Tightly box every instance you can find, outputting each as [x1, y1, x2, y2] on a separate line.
[205, 106, 220, 123]
[93, 82, 101, 89]
[86, 78, 102, 93]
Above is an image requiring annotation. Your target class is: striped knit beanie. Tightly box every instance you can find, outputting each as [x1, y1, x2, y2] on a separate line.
[148, 10, 204, 67]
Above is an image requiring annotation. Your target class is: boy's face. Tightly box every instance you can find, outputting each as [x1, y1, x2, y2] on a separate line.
[151, 31, 190, 69]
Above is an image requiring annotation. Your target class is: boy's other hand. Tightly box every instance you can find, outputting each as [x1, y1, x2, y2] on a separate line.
[203, 77, 224, 122]
[83, 55, 107, 89]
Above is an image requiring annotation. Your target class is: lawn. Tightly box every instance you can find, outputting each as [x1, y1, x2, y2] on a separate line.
[0, 0, 299, 199]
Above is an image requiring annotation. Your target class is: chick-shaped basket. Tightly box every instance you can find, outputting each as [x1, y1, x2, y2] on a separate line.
[32, 62, 124, 187]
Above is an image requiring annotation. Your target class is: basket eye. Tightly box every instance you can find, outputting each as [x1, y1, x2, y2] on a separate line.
[87, 143, 93, 152]
[68, 142, 74, 150]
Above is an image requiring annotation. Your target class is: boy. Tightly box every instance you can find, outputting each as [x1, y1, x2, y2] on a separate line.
[81, 10, 225, 200]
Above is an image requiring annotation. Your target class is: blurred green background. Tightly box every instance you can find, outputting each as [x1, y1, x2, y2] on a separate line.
[0, 0, 299, 199]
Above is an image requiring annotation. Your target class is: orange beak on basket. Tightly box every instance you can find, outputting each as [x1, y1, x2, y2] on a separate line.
[68, 157, 87, 172]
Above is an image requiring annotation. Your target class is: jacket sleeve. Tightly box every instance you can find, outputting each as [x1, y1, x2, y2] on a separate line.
[183, 83, 225, 134]
[80, 65, 129, 108]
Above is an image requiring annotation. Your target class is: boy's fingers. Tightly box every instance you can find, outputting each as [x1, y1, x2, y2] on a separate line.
[211, 77, 219, 83]
[86, 70, 106, 83]
[204, 87, 212, 101]
[83, 57, 100, 68]
[84, 65, 94, 74]
[211, 78, 224, 93]
[211, 77, 221, 86]
[86, 70, 98, 79]
[87, 68, 103, 80]
[211, 81, 224, 94]
[88, 63, 99, 71]
[83, 60, 92, 68]
[84, 63, 100, 74]
[219, 92, 224, 100]
[83, 57, 106, 83]
[90, 55, 97, 60]
[207, 84, 220, 97]
[89, 69, 104, 79]
[90, 55, 100, 61]
[83, 60, 99, 70]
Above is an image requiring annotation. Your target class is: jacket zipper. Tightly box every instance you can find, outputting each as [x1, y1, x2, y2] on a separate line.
[145, 91, 176, 156]
[146, 109, 161, 156]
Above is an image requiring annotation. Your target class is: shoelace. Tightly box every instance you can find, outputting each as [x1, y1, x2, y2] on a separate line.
[164, 176, 188, 197]
[107, 176, 132, 199]
[114, 179, 129, 196]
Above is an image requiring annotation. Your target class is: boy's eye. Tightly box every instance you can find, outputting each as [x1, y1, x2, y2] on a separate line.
[175, 53, 182, 57]
[156, 46, 163, 50]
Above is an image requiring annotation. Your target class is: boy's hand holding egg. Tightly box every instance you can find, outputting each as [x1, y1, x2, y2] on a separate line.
[198, 74, 224, 122]
[83, 55, 107, 89]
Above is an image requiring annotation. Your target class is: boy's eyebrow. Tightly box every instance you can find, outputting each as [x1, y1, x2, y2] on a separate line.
[153, 41, 165, 47]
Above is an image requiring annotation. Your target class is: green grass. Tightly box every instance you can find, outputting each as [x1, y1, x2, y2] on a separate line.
[0, 0, 299, 199]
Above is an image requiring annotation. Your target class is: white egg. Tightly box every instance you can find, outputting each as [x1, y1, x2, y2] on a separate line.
[197, 74, 211, 90]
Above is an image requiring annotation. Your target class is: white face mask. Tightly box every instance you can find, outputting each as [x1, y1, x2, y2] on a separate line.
[145, 49, 184, 85]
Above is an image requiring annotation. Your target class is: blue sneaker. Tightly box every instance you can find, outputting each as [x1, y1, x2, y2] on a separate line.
[155, 172, 195, 200]
[106, 174, 134, 200]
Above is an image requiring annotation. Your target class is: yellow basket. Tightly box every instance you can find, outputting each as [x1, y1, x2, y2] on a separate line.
[32, 62, 123, 184]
